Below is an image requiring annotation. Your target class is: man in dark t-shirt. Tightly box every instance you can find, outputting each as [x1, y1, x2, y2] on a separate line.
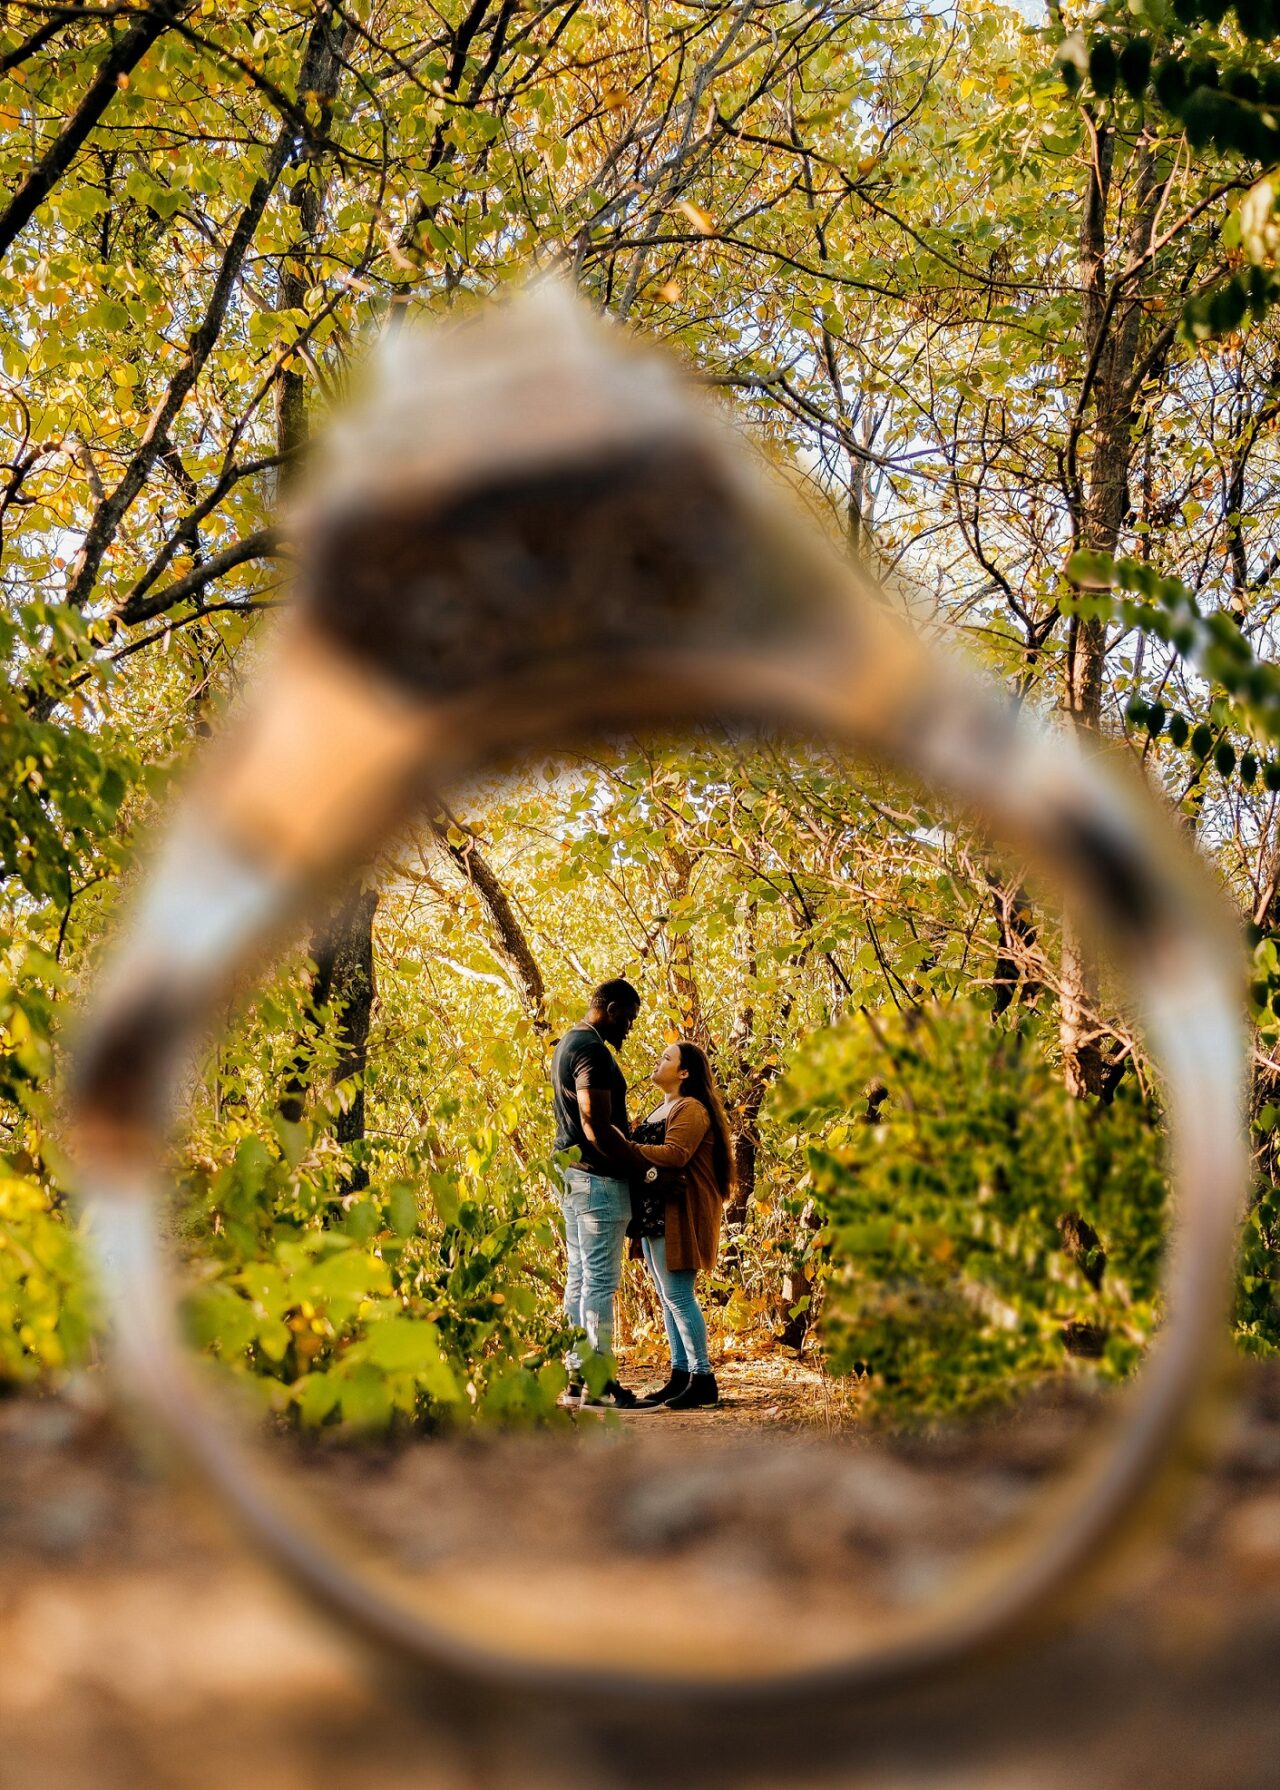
[550, 976, 641, 1409]
[553, 1024, 630, 1170]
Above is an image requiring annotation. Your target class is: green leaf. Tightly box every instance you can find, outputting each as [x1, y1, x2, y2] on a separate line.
[1066, 549, 1115, 589]
[387, 1183, 420, 1238]
[429, 1174, 461, 1227]
[363, 1316, 460, 1400]
[272, 1114, 308, 1170]
[305, 1246, 390, 1319]
[295, 1371, 341, 1426]
[344, 1199, 380, 1242]
[338, 1364, 394, 1430]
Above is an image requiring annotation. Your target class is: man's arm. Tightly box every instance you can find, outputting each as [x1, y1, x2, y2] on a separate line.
[577, 1087, 633, 1173]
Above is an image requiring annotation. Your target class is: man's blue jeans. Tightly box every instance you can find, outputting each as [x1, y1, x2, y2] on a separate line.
[560, 1168, 631, 1373]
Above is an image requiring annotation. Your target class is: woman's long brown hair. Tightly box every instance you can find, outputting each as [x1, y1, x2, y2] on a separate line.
[676, 1041, 736, 1200]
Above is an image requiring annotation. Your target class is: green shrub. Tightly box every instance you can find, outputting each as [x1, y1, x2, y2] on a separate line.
[771, 1001, 1170, 1421]
[1237, 1172, 1280, 1356]
[182, 1105, 573, 1433]
[0, 943, 93, 1386]
[0, 1168, 91, 1383]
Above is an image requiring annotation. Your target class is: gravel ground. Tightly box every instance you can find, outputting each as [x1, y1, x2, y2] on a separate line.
[3, 1352, 1280, 1790]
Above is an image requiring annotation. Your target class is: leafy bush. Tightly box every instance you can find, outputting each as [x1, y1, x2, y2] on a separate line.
[181, 1100, 573, 1433]
[0, 605, 132, 903]
[771, 1001, 1171, 1421]
[0, 941, 94, 1386]
[0, 1168, 91, 1384]
[1237, 1162, 1280, 1357]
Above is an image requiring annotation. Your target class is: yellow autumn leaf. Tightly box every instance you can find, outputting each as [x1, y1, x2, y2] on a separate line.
[655, 279, 681, 302]
[675, 199, 716, 237]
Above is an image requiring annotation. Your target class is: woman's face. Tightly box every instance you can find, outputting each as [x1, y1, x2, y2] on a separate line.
[652, 1044, 686, 1093]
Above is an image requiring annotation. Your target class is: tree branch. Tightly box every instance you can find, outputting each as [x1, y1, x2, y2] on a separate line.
[0, 0, 192, 265]
[63, 4, 345, 610]
[429, 812, 549, 1028]
[114, 525, 282, 625]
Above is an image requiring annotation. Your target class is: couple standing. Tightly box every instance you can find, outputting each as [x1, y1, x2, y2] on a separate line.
[550, 977, 735, 1411]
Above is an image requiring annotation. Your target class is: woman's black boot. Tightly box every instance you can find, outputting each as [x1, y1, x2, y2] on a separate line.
[664, 1371, 718, 1411]
[637, 1367, 690, 1408]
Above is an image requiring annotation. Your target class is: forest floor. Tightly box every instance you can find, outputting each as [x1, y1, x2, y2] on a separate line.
[3, 1349, 1280, 1790]
[609, 1344, 864, 1433]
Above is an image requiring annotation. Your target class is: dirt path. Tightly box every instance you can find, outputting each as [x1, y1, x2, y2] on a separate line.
[608, 1346, 862, 1433]
[3, 1356, 1280, 1789]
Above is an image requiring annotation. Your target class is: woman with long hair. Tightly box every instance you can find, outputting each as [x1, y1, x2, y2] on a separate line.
[620, 1040, 735, 1410]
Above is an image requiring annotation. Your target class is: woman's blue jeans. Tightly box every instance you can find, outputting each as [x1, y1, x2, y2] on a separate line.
[641, 1232, 711, 1375]
[560, 1168, 630, 1373]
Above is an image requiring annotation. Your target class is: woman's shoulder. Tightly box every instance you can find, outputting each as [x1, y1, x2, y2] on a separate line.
[669, 1094, 711, 1128]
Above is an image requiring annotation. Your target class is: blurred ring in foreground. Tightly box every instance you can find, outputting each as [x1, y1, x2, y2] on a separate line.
[68, 283, 1247, 1726]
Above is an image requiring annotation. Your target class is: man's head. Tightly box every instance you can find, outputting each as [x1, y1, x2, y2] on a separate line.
[587, 977, 641, 1048]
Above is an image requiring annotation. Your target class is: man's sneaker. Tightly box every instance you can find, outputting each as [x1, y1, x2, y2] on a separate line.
[581, 1378, 639, 1410]
[663, 1371, 719, 1411]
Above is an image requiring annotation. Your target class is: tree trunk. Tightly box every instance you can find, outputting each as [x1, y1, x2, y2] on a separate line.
[988, 874, 1040, 1017]
[666, 844, 711, 1050]
[1059, 126, 1157, 1098]
[777, 1198, 823, 1353]
[279, 887, 379, 1184]
[728, 1075, 769, 1228]
[328, 890, 378, 1184]
[274, 7, 348, 494]
[272, 10, 364, 1169]
[429, 816, 548, 1030]
[725, 898, 802, 1225]
[425, 815, 549, 1166]
[316, 887, 379, 1189]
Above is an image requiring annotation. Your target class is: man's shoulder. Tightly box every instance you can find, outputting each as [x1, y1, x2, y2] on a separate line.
[554, 1026, 612, 1068]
